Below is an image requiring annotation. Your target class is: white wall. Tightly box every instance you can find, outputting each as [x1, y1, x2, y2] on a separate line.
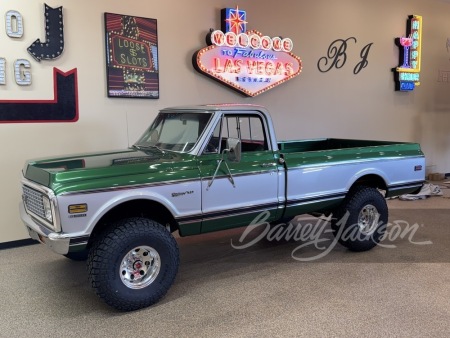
[1, 0, 449, 243]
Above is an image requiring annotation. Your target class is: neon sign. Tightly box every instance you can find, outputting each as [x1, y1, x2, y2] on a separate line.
[193, 6, 302, 97]
[104, 13, 159, 99]
[394, 15, 422, 92]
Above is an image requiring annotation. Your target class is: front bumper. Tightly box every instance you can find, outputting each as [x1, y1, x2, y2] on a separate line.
[20, 201, 70, 255]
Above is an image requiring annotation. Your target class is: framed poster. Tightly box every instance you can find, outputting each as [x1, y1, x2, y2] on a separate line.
[104, 13, 159, 98]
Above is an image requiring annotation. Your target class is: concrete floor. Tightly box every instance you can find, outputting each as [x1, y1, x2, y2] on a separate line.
[1, 183, 449, 337]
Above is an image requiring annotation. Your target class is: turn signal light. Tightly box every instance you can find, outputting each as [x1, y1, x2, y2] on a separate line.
[68, 204, 88, 214]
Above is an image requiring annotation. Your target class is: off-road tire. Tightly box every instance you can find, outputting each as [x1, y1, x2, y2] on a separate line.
[87, 217, 179, 311]
[331, 186, 388, 252]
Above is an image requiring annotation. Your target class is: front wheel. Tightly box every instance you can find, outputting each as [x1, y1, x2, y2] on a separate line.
[87, 217, 179, 311]
[331, 186, 388, 252]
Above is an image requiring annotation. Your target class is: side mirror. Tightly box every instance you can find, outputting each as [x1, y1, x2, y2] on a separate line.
[207, 137, 240, 189]
[226, 137, 241, 162]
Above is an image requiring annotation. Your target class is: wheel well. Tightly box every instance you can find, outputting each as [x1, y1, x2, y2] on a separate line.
[87, 199, 178, 251]
[350, 174, 387, 192]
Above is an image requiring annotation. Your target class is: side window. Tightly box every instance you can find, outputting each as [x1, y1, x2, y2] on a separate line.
[203, 119, 222, 154]
[204, 114, 268, 154]
[240, 116, 266, 146]
[228, 115, 268, 152]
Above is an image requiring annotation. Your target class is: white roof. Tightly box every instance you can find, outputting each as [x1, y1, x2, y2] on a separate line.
[161, 103, 268, 113]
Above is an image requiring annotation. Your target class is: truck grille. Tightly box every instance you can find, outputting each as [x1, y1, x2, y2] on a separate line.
[23, 185, 47, 220]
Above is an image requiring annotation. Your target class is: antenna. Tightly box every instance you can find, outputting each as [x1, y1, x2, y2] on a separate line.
[125, 111, 130, 148]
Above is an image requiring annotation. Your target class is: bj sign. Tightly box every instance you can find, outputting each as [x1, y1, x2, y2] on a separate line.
[192, 6, 302, 97]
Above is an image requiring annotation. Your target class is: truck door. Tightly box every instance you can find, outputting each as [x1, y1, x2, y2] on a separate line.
[198, 113, 281, 233]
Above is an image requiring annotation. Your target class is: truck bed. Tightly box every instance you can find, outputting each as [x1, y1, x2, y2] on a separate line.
[276, 138, 424, 218]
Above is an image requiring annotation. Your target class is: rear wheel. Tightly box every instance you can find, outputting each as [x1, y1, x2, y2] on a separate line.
[331, 186, 388, 252]
[87, 217, 179, 311]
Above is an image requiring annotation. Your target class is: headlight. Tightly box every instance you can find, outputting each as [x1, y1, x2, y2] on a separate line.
[42, 196, 53, 223]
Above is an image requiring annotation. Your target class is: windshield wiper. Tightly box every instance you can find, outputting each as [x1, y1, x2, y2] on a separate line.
[132, 144, 166, 154]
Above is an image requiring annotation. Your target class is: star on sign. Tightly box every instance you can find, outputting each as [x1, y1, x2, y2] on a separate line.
[226, 6, 248, 35]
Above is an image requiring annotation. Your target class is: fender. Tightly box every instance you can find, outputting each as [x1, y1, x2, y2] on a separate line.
[57, 180, 202, 235]
[345, 167, 389, 191]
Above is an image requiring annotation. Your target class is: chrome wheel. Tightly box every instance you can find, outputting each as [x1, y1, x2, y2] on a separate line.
[120, 246, 161, 289]
[357, 204, 380, 235]
[330, 187, 388, 252]
[88, 218, 180, 311]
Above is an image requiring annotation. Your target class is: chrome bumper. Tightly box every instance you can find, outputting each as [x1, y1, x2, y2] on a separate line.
[20, 202, 70, 255]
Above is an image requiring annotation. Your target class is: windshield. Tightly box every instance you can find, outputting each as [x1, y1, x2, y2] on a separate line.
[134, 111, 213, 153]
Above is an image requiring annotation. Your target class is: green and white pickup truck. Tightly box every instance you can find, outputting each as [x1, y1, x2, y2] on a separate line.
[20, 104, 425, 311]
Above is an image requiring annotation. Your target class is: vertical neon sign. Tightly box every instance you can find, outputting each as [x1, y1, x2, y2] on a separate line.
[394, 15, 422, 91]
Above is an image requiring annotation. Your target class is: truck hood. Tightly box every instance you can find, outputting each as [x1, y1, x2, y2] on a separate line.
[23, 148, 198, 194]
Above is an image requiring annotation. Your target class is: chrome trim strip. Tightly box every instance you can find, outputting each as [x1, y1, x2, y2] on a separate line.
[200, 169, 277, 181]
[285, 195, 345, 209]
[387, 181, 424, 191]
[177, 218, 202, 225]
[59, 177, 201, 196]
[285, 155, 425, 171]
[286, 192, 346, 207]
[201, 206, 277, 222]
[178, 192, 345, 225]
[177, 202, 279, 224]
[61, 171, 276, 196]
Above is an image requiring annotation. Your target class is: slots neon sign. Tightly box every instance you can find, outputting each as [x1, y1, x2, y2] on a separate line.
[394, 15, 422, 92]
[193, 6, 302, 97]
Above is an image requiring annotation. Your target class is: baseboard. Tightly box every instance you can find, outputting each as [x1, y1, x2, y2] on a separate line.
[0, 238, 37, 251]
